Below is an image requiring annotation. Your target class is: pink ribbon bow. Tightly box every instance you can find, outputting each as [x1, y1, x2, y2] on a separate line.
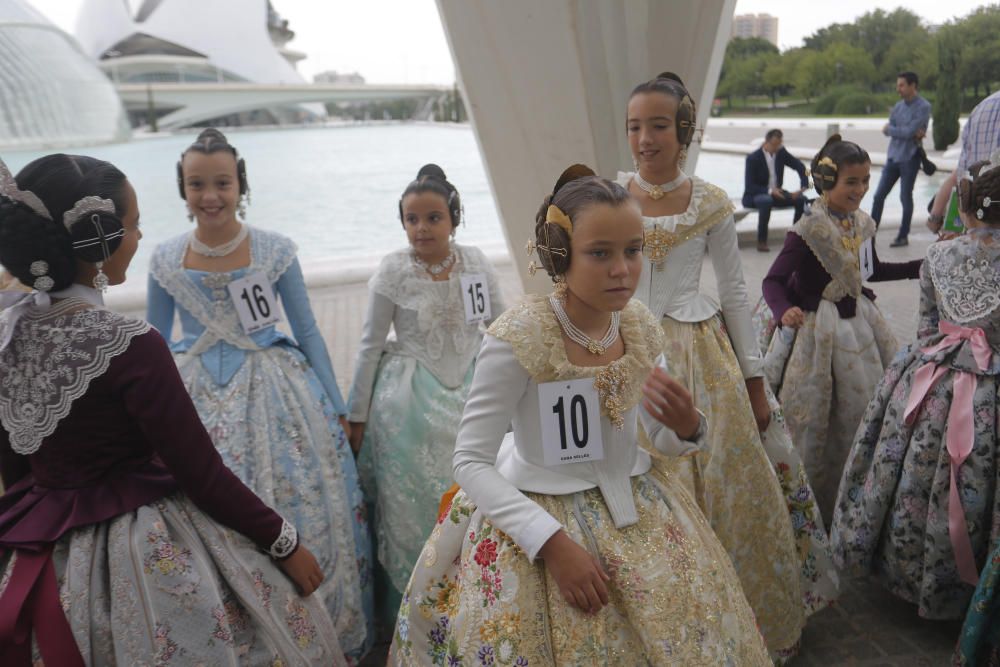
[903, 321, 992, 586]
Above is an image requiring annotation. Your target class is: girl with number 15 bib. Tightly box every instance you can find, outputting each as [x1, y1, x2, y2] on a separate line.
[146, 129, 373, 661]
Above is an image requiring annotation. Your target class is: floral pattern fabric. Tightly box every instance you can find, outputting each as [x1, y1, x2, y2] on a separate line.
[390, 478, 770, 666]
[0, 493, 342, 666]
[955, 547, 1000, 665]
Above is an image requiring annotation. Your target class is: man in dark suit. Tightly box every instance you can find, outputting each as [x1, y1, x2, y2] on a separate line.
[742, 129, 809, 251]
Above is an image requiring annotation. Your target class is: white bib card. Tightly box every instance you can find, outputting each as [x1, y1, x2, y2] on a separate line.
[538, 377, 604, 466]
[227, 271, 283, 334]
[860, 238, 875, 281]
[460, 273, 492, 324]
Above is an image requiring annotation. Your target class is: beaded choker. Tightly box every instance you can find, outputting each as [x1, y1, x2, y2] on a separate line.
[633, 170, 688, 200]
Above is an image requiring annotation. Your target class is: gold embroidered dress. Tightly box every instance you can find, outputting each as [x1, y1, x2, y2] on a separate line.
[616, 172, 810, 658]
[389, 297, 769, 666]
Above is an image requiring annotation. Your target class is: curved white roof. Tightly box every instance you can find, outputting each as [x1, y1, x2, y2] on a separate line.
[0, 0, 130, 149]
[75, 0, 306, 85]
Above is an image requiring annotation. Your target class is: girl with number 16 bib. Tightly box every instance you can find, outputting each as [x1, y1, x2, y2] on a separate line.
[390, 166, 769, 666]
[146, 129, 373, 660]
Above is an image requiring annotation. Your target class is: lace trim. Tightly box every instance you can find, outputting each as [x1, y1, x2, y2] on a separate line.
[269, 519, 299, 559]
[794, 206, 875, 301]
[149, 227, 297, 351]
[488, 296, 664, 428]
[616, 173, 735, 233]
[928, 237, 1000, 324]
[0, 301, 150, 454]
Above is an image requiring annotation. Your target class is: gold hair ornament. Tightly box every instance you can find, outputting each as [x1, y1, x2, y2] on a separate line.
[816, 156, 838, 184]
[525, 205, 572, 277]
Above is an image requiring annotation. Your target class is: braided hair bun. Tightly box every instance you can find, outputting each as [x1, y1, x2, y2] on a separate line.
[958, 160, 1000, 225]
[399, 163, 463, 227]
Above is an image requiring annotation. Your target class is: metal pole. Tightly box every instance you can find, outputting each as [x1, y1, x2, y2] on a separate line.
[146, 84, 158, 132]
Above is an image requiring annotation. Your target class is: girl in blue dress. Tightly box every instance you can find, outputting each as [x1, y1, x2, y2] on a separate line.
[147, 128, 373, 660]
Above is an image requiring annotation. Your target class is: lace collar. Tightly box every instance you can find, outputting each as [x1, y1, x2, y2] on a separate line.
[928, 232, 1000, 324]
[794, 203, 876, 300]
[488, 296, 664, 428]
[0, 300, 150, 454]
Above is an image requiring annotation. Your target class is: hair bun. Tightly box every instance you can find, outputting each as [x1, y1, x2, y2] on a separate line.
[417, 163, 448, 182]
[553, 164, 596, 195]
[196, 128, 230, 145]
[656, 71, 686, 87]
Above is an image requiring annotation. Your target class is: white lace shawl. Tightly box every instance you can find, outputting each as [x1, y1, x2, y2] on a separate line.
[927, 233, 1000, 326]
[367, 243, 499, 387]
[0, 299, 150, 454]
[148, 227, 297, 354]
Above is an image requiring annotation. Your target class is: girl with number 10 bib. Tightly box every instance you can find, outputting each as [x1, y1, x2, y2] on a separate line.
[390, 166, 769, 666]
[146, 128, 373, 661]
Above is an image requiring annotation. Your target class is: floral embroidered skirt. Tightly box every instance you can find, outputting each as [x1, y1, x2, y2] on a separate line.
[357, 353, 474, 605]
[774, 297, 897, 524]
[389, 475, 770, 666]
[832, 331, 1000, 619]
[650, 315, 805, 658]
[0, 494, 343, 666]
[955, 546, 1000, 665]
[176, 344, 372, 658]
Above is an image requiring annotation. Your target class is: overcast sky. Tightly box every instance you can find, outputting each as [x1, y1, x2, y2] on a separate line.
[26, 0, 991, 84]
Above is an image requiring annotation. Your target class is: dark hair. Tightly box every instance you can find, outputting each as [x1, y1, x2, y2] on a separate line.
[177, 127, 249, 199]
[810, 134, 871, 194]
[627, 71, 697, 147]
[765, 129, 783, 142]
[958, 161, 1000, 226]
[398, 163, 462, 228]
[532, 164, 633, 278]
[897, 71, 919, 88]
[0, 154, 129, 291]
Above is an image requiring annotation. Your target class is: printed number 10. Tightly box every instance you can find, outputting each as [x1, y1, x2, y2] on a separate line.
[239, 284, 271, 322]
[552, 395, 588, 450]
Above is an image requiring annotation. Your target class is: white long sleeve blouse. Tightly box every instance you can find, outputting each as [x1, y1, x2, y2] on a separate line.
[615, 173, 764, 379]
[452, 297, 706, 561]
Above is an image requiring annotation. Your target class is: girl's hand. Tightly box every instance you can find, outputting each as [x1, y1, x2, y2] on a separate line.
[641, 367, 700, 440]
[348, 422, 365, 456]
[745, 377, 771, 432]
[338, 416, 352, 441]
[781, 306, 805, 329]
[277, 545, 324, 596]
[538, 530, 610, 614]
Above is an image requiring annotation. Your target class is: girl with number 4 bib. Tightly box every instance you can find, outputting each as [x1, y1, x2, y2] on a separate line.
[762, 135, 922, 523]
[147, 128, 373, 660]
[390, 166, 770, 666]
[347, 164, 504, 627]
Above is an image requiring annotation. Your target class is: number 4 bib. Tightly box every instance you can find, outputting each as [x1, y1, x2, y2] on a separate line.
[227, 271, 283, 334]
[538, 377, 604, 466]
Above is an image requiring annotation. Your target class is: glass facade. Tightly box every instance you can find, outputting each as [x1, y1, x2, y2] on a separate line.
[0, 1, 130, 149]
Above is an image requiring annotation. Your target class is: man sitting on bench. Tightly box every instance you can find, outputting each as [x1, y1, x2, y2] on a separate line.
[742, 128, 809, 251]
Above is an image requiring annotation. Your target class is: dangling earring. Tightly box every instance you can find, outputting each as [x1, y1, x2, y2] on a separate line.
[678, 147, 689, 170]
[632, 155, 639, 172]
[552, 274, 569, 300]
[820, 191, 829, 206]
[237, 194, 247, 221]
[93, 261, 109, 292]
[186, 205, 195, 223]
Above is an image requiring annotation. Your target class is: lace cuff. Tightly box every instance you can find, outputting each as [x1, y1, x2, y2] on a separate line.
[269, 520, 299, 560]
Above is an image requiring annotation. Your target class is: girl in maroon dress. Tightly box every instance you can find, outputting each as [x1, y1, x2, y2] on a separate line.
[0, 154, 343, 665]
[761, 135, 922, 522]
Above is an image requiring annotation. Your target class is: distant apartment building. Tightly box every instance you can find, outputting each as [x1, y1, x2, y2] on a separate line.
[314, 71, 366, 85]
[731, 13, 779, 47]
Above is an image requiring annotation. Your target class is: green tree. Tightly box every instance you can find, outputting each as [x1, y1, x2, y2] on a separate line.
[880, 29, 937, 88]
[718, 37, 780, 107]
[933, 26, 962, 150]
[954, 5, 1000, 99]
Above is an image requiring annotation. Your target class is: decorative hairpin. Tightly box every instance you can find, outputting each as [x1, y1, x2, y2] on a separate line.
[545, 205, 572, 235]
[29, 260, 53, 292]
[0, 159, 52, 221]
[972, 149, 1000, 220]
[816, 156, 838, 183]
[526, 204, 573, 277]
[63, 196, 116, 230]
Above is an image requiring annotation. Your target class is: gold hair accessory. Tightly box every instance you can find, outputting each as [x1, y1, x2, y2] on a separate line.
[545, 205, 573, 236]
[817, 156, 838, 183]
[527, 261, 540, 276]
[818, 157, 837, 171]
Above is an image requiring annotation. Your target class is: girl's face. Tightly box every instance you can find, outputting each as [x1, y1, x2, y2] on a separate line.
[181, 151, 240, 228]
[626, 92, 684, 173]
[564, 202, 644, 313]
[826, 161, 871, 215]
[401, 191, 453, 260]
[100, 180, 142, 286]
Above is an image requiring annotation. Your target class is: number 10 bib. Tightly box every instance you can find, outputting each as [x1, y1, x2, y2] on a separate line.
[538, 377, 604, 466]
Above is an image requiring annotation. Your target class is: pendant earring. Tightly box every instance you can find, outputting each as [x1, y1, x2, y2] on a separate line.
[678, 147, 689, 169]
[632, 155, 639, 172]
[237, 195, 247, 221]
[93, 261, 109, 292]
[552, 275, 569, 300]
[186, 206, 195, 223]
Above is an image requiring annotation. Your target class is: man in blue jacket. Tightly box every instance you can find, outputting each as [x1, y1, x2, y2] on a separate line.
[871, 70, 932, 247]
[742, 128, 809, 251]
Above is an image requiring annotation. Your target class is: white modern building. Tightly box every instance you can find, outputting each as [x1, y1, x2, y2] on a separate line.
[731, 13, 779, 47]
[0, 0, 130, 149]
[75, 0, 321, 126]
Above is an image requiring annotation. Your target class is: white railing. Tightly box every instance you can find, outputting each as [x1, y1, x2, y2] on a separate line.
[106, 242, 523, 398]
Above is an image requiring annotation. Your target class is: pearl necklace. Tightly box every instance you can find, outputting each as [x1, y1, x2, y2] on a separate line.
[189, 224, 249, 258]
[549, 295, 620, 355]
[412, 248, 456, 276]
[633, 170, 688, 200]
